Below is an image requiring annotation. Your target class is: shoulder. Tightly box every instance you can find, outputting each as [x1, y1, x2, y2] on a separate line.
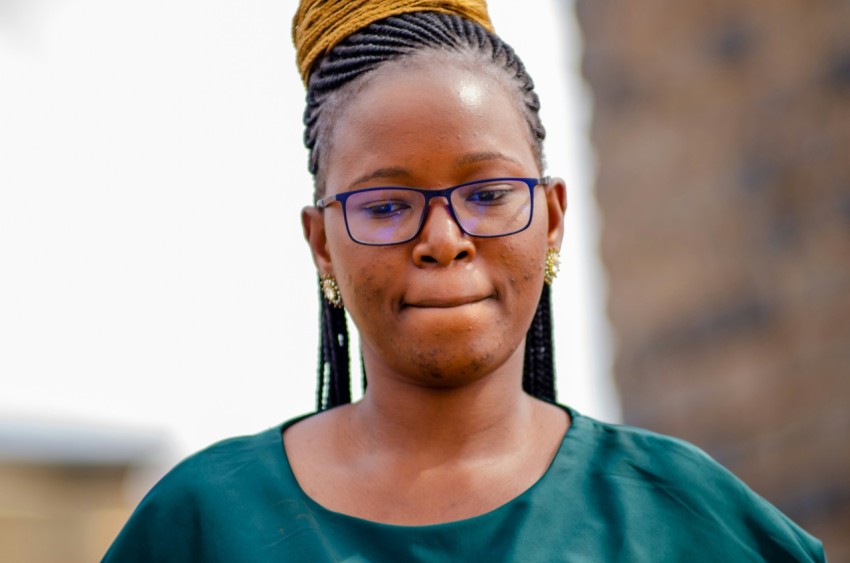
[160, 424, 288, 493]
[123, 422, 290, 515]
[560, 407, 825, 562]
[571, 409, 729, 480]
[565, 409, 752, 512]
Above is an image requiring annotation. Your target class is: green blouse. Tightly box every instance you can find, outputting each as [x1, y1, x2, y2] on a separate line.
[103, 407, 824, 562]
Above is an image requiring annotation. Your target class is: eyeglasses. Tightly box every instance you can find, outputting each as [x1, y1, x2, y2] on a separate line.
[316, 177, 549, 246]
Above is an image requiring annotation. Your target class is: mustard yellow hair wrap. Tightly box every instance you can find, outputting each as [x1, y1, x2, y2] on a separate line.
[293, 0, 494, 86]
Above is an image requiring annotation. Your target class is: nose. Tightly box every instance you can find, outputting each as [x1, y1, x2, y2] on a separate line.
[411, 199, 476, 267]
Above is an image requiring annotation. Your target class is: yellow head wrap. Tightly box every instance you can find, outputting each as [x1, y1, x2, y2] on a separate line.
[293, 0, 494, 86]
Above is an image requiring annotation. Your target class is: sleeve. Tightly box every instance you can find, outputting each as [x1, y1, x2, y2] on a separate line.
[588, 418, 827, 562]
[639, 430, 827, 562]
[726, 477, 827, 562]
[101, 471, 202, 563]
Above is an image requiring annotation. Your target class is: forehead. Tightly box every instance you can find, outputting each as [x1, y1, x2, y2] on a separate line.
[342, 51, 526, 131]
[324, 56, 537, 190]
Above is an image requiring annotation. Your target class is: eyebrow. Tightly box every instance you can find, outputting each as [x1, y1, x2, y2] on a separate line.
[454, 151, 523, 168]
[346, 152, 523, 190]
[348, 167, 411, 189]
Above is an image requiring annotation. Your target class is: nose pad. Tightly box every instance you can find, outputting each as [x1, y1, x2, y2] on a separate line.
[412, 199, 475, 266]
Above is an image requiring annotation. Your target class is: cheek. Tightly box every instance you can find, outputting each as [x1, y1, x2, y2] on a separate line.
[329, 241, 403, 326]
[344, 265, 384, 313]
[498, 233, 547, 298]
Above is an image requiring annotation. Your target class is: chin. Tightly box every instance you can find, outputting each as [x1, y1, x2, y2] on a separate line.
[400, 341, 516, 387]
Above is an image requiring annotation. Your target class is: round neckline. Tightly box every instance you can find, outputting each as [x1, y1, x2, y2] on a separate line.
[274, 403, 580, 530]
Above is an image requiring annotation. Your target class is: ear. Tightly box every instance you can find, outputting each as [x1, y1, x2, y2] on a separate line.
[544, 177, 568, 248]
[301, 206, 334, 275]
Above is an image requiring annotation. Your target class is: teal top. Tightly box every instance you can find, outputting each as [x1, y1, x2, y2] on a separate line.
[104, 407, 825, 562]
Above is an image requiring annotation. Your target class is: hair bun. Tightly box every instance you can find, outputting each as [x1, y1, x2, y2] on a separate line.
[292, 0, 494, 86]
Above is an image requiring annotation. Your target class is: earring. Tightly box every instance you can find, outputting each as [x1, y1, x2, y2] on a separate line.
[320, 274, 343, 308]
[544, 248, 560, 285]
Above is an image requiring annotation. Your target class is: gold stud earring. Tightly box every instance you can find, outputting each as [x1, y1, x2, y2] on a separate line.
[544, 248, 560, 285]
[320, 274, 343, 308]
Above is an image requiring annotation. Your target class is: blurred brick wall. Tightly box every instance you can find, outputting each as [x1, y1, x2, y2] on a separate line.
[576, 1, 850, 559]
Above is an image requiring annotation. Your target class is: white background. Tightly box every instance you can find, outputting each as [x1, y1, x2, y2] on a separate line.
[0, 0, 619, 470]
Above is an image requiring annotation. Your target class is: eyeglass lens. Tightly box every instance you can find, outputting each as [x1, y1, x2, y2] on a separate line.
[343, 179, 533, 245]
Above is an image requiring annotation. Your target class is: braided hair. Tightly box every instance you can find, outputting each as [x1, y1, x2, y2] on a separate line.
[307, 11, 556, 410]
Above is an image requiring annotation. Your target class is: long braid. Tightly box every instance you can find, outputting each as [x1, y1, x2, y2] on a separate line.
[306, 12, 555, 410]
[318, 281, 351, 410]
[522, 285, 556, 402]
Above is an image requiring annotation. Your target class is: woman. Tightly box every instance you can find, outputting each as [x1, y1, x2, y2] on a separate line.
[104, 1, 825, 561]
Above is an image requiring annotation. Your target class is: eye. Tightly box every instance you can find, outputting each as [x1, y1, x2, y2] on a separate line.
[359, 200, 413, 218]
[465, 183, 517, 205]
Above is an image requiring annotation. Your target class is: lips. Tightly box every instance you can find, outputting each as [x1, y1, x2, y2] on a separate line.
[403, 294, 492, 309]
[402, 273, 494, 310]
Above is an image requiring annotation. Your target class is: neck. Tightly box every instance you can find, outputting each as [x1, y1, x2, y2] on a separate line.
[348, 344, 536, 460]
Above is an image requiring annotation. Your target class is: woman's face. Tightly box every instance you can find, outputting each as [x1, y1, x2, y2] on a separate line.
[303, 57, 566, 388]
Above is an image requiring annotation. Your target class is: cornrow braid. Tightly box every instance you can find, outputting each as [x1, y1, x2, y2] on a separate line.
[304, 12, 546, 195]
[305, 11, 555, 410]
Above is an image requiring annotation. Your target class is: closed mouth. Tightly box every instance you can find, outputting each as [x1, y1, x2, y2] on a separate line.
[404, 295, 491, 309]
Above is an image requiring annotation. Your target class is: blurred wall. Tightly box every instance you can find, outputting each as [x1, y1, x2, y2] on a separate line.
[576, 0, 850, 559]
[0, 420, 166, 562]
[0, 463, 132, 563]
